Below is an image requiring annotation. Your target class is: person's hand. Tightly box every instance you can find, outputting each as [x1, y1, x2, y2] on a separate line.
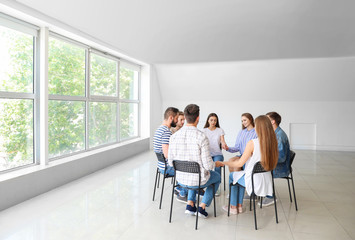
[222, 143, 229, 151]
[215, 161, 224, 167]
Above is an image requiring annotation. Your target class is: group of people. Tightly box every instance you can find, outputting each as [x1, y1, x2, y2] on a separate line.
[153, 104, 291, 218]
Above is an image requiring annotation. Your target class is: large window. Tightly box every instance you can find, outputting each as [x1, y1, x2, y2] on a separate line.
[0, 15, 141, 171]
[0, 18, 37, 171]
[48, 36, 86, 158]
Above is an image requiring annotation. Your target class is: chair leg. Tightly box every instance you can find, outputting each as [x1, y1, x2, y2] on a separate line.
[157, 172, 160, 188]
[159, 176, 166, 209]
[290, 172, 298, 211]
[223, 166, 226, 191]
[228, 183, 232, 216]
[169, 179, 176, 223]
[153, 169, 159, 201]
[196, 191, 200, 230]
[250, 193, 252, 211]
[287, 178, 293, 202]
[213, 184, 216, 217]
[260, 197, 263, 209]
[253, 194, 257, 230]
[272, 180, 279, 224]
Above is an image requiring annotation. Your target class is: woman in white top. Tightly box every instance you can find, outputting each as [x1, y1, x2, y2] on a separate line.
[216, 115, 278, 214]
[202, 113, 228, 195]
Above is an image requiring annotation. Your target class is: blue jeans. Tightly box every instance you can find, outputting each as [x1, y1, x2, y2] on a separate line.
[212, 155, 224, 180]
[229, 173, 246, 206]
[160, 166, 187, 197]
[180, 171, 221, 207]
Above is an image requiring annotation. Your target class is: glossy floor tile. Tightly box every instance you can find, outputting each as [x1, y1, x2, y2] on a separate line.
[0, 150, 354, 239]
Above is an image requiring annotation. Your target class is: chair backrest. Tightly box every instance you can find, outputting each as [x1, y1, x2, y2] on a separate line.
[252, 161, 267, 174]
[173, 160, 200, 174]
[156, 152, 167, 167]
[290, 150, 296, 166]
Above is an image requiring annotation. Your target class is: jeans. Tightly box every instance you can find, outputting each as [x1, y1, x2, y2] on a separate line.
[160, 166, 187, 197]
[180, 171, 221, 207]
[229, 173, 246, 206]
[212, 155, 224, 180]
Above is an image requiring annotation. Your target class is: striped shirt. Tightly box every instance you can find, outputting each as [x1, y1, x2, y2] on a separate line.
[168, 126, 215, 186]
[227, 128, 257, 155]
[153, 125, 171, 171]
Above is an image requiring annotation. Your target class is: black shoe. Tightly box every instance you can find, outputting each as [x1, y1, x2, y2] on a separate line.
[174, 189, 180, 196]
[185, 205, 197, 215]
[195, 206, 208, 218]
[176, 194, 188, 203]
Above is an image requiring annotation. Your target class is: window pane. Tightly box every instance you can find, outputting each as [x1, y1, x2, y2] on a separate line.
[89, 102, 117, 147]
[48, 37, 85, 96]
[90, 53, 117, 96]
[0, 99, 33, 171]
[0, 26, 33, 93]
[119, 67, 139, 100]
[120, 103, 138, 139]
[49, 100, 85, 158]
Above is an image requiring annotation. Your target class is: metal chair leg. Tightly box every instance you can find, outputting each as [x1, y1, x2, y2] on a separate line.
[196, 190, 200, 230]
[213, 184, 216, 217]
[253, 194, 257, 230]
[159, 176, 166, 209]
[223, 166, 226, 191]
[287, 178, 292, 202]
[153, 168, 159, 201]
[169, 178, 176, 223]
[272, 178, 279, 224]
[291, 172, 298, 211]
[157, 171, 160, 188]
[228, 183, 232, 216]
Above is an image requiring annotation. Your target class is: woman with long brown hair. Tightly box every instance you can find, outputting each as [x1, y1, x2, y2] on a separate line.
[216, 115, 278, 214]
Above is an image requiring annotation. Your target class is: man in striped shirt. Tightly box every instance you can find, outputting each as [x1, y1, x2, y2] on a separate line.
[153, 107, 187, 201]
[168, 104, 221, 218]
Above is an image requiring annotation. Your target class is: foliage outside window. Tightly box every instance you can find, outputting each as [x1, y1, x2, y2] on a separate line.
[0, 25, 35, 171]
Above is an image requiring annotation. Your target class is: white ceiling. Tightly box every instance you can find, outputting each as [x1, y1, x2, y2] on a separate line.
[14, 0, 355, 64]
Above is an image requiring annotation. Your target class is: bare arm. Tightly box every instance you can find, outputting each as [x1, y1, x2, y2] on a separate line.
[223, 140, 254, 168]
[221, 135, 228, 150]
[162, 144, 169, 159]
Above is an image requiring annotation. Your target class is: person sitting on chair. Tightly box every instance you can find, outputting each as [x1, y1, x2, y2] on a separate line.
[153, 107, 187, 202]
[168, 104, 221, 218]
[218, 115, 278, 214]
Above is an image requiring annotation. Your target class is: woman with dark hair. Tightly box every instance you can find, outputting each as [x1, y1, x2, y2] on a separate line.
[216, 115, 279, 214]
[202, 113, 228, 196]
[226, 113, 258, 172]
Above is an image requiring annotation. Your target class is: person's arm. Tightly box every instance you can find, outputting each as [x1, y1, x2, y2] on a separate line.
[201, 136, 215, 171]
[227, 131, 241, 153]
[222, 140, 254, 168]
[162, 144, 169, 159]
[221, 135, 228, 150]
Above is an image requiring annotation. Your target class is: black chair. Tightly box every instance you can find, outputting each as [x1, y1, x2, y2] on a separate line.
[221, 165, 226, 191]
[152, 153, 174, 209]
[169, 160, 216, 230]
[227, 162, 278, 230]
[280, 150, 298, 211]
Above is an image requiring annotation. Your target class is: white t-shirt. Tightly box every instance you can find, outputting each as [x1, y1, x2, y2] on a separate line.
[202, 127, 225, 156]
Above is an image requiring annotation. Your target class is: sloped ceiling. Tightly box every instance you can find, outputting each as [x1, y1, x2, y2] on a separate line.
[14, 0, 355, 64]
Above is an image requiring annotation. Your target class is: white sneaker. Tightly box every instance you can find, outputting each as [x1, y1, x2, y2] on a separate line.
[258, 197, 276, 207]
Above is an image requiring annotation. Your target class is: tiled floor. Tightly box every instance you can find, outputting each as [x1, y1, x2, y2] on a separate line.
[0, 150, 354, 240]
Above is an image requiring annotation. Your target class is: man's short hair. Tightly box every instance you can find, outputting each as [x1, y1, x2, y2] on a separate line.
[164, 107, 179, 120]
[184, 104, 200, 123]
[266, 111, 282, 126]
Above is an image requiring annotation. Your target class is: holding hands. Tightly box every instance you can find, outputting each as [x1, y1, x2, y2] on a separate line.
[215, 161, 225, 167]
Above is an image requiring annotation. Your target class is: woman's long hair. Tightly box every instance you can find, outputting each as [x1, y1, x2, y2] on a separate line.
[255, 115, 278, 171]
[241, 113, 255, 130]
[204, 113, 220, 128]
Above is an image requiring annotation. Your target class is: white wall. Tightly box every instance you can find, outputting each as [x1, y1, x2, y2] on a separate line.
[158, 57, 355, 152]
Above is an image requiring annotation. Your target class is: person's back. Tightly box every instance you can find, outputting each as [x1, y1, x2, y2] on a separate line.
[169, 125, 213, 186]
[266, 112, 291, 178]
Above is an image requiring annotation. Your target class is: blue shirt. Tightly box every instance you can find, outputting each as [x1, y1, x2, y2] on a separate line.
[273, 126, 291, 178]
[153, 125, 171, 171]
[227, 128, 257, 155]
